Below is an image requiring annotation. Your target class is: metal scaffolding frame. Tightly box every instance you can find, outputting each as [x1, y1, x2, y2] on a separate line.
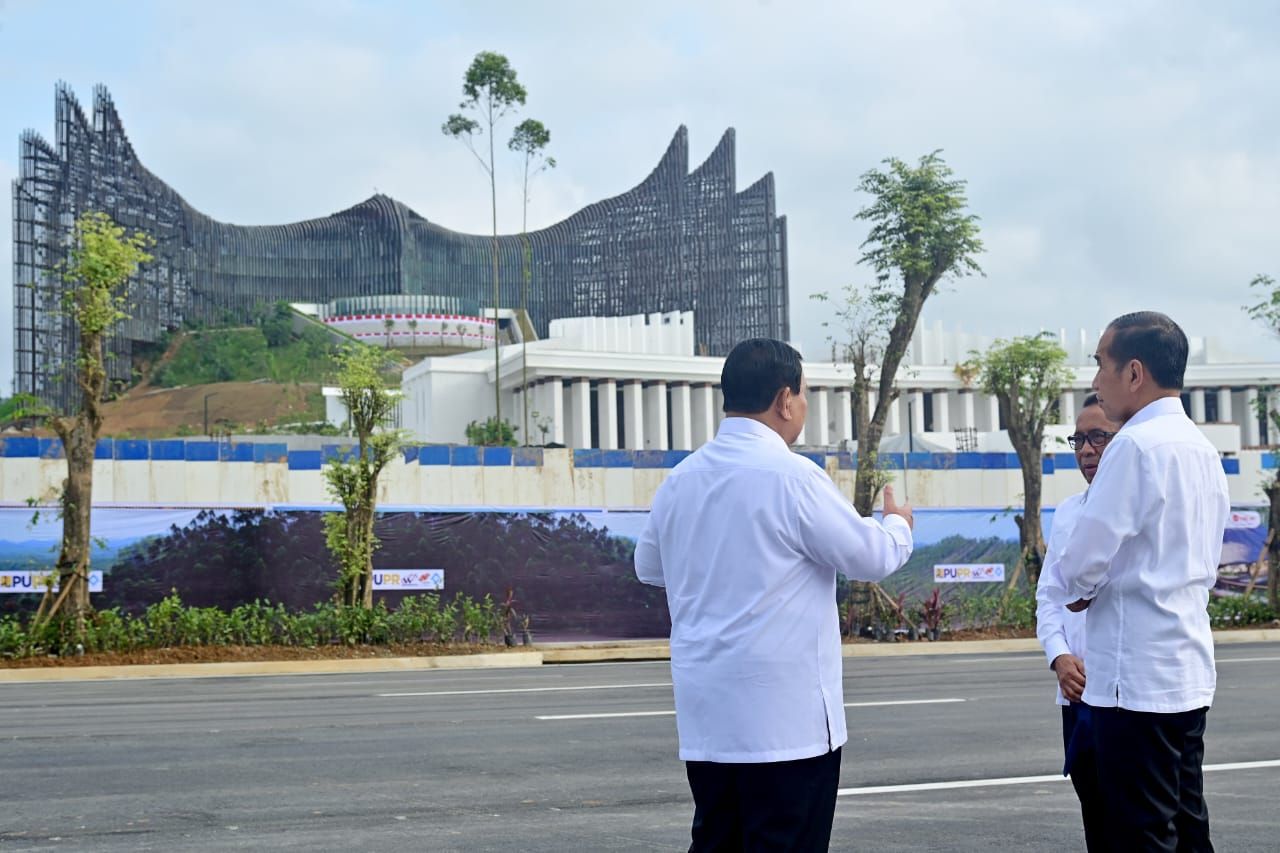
[13, 85, 790, 409]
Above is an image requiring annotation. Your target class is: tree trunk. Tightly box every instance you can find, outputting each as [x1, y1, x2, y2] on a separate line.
[50, 418, 95, 622]
[1267, 482, 1280, 613]
[1012, 438, 1046, 586]
[360, 492, 377, 610]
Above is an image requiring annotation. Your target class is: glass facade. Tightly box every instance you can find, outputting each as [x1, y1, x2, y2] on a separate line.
[13, 85, 789, 408]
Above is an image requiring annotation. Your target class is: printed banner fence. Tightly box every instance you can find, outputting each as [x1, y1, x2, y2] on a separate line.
[0, 504, 1267, 639]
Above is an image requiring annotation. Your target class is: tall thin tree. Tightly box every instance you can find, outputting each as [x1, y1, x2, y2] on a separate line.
[509, 118, 555, 443]
[442, 51, 529, 427]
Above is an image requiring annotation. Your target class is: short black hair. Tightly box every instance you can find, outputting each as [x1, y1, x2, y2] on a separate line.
[721, 338, 803, 414]
[1082, 393, 1100, 408]
[1105, 311, 1188, 390]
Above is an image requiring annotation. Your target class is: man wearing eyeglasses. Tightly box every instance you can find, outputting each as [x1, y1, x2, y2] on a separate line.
[1036, 393, 1118, 851]
[1048, 312, 1228, 853]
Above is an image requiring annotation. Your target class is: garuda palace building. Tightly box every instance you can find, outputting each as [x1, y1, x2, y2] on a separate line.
[12, 84, 790, 407]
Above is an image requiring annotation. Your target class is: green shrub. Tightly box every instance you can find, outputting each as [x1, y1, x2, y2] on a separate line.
[1208, 595, 1276, 627]
[0, 592, 502, 659]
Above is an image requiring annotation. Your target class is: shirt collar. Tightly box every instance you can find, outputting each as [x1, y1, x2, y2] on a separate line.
[1122, 395, 1186, 430]
[716, 416, 790, 450]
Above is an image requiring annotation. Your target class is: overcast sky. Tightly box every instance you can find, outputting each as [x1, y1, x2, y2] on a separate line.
[1, 0, 1278, 393]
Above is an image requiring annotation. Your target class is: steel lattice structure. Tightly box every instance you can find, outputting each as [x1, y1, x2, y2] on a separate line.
[13, 84, 789, 408]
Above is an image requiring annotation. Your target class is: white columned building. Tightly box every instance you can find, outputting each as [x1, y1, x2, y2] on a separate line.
[397, 312, 1280, 459]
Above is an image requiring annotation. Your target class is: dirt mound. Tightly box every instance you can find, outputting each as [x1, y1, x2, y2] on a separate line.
[100, 381, 322, 437]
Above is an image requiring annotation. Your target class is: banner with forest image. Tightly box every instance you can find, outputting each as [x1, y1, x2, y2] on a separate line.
[0, 504, 1266, 640]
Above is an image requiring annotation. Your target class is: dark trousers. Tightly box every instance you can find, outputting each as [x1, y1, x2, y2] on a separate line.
[1061, 704, 1108, 852]
[1089, 705, 1213, 853]
[685, 747, 842, 852]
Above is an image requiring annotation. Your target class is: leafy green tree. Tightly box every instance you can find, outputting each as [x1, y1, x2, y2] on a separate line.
[1244, 272, 1280, 611]
[323, 344, 403, 608]
[442, 50, 529, 428]
[967, 333, 1072, 587]
[509, 117, 555, 443]
[32, 212, 153, 630]
[846, 151, 984, 515]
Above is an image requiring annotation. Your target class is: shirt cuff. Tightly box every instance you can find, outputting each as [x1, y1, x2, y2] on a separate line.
[1042, 634, 1072, 669]
[881, 513, 911, 539]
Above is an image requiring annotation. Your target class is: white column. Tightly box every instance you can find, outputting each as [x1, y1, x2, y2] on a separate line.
[933, 391, 951, 433]
[670, 382, 692, 451]
[530, 380, 549, 444]
[644, 382, 669, 450]
[1245, 387, 1261, 447]
[1217, 387, 1233, 424]
[623, 380, 645, 450]
[802, 387, 828, 446]
[986, 394, 1001, 432]
[570, 379, 591, 449]
[960, 390, 976, 430]
[597, 379, 618, 450]
[836, 389, 854, 445]
[886, 394, 901, 434]
[909, 391, 925, 435]
[547, 379, 565, 446]
[692, 384, 716, 447]
[1059, 391, 1075, 425]
[1190, 388, 1206, 424]
[512, 386, 526, 443]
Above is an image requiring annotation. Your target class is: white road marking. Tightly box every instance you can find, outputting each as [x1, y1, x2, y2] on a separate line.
[1217, 656, 1280, 664]
[379, 682, 671, 698]
[537, 710, 675, 720]
[845, 698, 965, 708]
[536, 697, 965, 721]
[837, 759, 1280, 797]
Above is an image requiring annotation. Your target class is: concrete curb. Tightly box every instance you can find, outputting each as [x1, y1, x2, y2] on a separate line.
[0, 652, 542, 683]
[2, 629, 1276, 683]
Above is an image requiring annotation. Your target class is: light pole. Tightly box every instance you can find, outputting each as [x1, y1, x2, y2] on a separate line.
[203, 391, 220, 437]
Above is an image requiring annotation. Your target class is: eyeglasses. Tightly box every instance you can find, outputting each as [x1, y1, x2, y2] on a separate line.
[1067, 429, 1117, 450]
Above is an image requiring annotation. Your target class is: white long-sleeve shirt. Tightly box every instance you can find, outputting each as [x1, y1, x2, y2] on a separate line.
[634, 417, 913, 763]
[1048, 397, 1228, 713]
[1035, 490, 1088, 706]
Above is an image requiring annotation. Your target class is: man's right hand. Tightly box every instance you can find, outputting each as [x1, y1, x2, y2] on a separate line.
[883, 485, 913, 530]
[1051, 653, 1087, 703]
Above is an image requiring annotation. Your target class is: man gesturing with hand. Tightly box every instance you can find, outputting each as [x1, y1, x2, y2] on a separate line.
[634, 338, 914, 852]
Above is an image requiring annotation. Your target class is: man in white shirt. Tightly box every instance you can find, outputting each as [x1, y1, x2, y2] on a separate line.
[634, 338, 914, 852]
[1036, 393, 1119, 852]
[1051, 312, 1228, 852]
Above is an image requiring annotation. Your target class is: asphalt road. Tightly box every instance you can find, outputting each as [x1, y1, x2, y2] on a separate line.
[2, 645, 1278, 851]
